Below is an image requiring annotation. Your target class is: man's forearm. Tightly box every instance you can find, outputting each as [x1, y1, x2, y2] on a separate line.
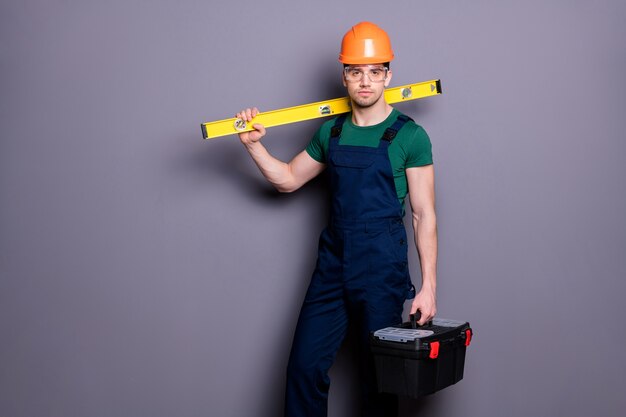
[412, 209, 438, 290]
[243, 141, 294, 193]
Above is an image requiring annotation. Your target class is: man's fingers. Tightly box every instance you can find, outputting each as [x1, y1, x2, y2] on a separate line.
[236, 108, 261, 123]
[252, 123, 266, 136]
[419, 311, 435, 325]
[235, 109, 263, 143]
[411, 305, 435, 325]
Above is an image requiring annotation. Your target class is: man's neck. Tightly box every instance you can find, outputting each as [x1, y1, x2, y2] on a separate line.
[351, 102, 394, 127]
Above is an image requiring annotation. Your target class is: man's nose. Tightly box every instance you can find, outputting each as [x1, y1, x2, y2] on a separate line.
[360, 72, 371, 86]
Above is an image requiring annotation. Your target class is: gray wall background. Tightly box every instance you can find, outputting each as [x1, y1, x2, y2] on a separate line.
[1, 1, 625, 416]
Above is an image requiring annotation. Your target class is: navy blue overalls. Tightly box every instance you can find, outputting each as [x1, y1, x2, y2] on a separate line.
[285, 113, 415, 417]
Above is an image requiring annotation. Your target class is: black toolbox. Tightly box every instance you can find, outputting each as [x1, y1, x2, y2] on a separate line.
[370, 314, 473, 398]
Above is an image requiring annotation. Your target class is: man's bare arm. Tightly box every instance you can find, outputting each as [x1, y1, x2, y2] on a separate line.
[237, 107, 325, 193]
[406, 165, 438, 325]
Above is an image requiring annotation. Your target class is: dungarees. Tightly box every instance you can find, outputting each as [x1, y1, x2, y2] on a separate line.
[285, 114, 415, 417]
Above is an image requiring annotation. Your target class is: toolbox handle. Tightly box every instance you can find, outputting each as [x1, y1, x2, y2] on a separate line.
[409, 311, 433, 329]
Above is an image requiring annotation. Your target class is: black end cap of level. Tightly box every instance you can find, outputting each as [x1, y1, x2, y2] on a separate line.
[436, 79, 442, 94]
[201, 124, 208, 139]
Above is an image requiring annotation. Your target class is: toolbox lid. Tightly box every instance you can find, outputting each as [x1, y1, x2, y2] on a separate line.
[372, 317, 471, 346]
[373, 327, 435, 342]
[431, 318, 467, 328]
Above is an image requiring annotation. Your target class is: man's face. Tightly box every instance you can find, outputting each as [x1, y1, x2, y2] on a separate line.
[342, 64, 392, 108]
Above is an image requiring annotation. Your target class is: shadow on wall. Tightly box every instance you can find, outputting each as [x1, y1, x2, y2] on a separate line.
[399, 394, 440, 416]
[185, 136, 276, 196]
[182, 133, 331, 210]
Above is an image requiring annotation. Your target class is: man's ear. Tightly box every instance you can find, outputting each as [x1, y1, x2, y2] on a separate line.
[384, 69, 393, 88]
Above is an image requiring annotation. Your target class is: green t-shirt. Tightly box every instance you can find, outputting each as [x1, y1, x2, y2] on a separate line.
[305, 108, 433, 207]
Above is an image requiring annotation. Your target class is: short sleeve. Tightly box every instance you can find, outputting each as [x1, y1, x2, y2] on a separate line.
[305, 119, 333, 163]
[305, 128, 325, 163]
[404, 125, 433, 168]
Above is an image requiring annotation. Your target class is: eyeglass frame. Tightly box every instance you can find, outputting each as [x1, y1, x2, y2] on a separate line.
[343, 65, 390, 83]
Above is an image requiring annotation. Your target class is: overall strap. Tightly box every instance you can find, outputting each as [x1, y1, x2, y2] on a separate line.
[381, 114, 413, 143]
[330, 114, 348, 140]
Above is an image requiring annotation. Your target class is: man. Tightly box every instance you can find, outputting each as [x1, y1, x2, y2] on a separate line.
[236, 22, 437, 417]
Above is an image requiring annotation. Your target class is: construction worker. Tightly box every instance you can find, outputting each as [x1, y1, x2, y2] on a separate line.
[236, 22, 437, 417]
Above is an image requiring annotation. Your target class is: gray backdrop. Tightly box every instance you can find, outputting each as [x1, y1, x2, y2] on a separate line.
[1, 1, 625, 416]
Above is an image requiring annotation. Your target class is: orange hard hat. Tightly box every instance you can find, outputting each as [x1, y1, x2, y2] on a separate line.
[338, 22, 394, 64]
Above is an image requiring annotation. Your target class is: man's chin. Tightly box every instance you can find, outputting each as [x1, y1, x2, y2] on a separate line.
[352, 96, 379, 108]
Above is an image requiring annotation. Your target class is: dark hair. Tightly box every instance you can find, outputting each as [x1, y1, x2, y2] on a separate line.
[343, 62, 390, 70]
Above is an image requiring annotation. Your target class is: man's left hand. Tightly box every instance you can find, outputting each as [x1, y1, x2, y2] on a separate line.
[409, 287, 437, 326]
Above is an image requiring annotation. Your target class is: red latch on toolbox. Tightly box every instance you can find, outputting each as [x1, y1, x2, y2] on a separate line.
[429, 341, 440, 359]
[465, 329, 472, 347]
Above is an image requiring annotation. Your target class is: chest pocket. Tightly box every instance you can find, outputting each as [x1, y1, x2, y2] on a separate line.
[330, 149, 377, 169]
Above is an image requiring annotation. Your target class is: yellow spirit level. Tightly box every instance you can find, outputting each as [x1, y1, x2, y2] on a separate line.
[201, 79, 442, 139]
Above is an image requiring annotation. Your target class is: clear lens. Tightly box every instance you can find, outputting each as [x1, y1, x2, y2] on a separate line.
[344, 66, 388, 82]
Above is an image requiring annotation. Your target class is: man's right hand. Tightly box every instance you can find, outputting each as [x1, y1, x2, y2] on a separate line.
[236, 107, 266, 145]
[234, 106, 325, 193]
